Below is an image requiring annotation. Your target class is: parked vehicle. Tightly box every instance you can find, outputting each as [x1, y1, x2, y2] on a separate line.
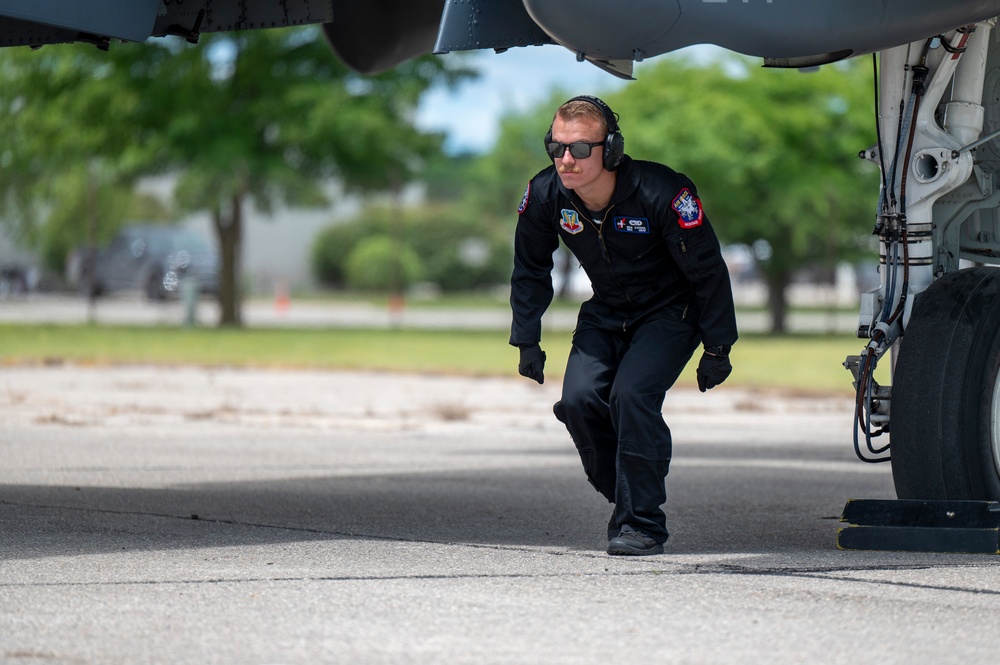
[84, 225, 219, 300]
[0, 265, 30, 298]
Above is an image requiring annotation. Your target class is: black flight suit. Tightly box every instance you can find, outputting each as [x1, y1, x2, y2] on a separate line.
[510, 155, 738, 544]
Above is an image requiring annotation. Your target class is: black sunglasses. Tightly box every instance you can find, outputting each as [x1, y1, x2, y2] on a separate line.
[545, 140, 604, 160]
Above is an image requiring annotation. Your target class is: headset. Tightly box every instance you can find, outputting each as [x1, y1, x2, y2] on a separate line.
[544, 95, 625, 171]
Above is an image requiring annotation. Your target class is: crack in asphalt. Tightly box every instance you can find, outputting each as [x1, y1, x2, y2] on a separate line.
[3, 567, 999, 598]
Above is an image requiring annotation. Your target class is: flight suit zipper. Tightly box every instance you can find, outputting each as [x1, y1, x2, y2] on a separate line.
[571, 201, 635, 308]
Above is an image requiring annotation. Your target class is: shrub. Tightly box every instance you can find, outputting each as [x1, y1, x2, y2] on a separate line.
[312, 203, 512, 292]
[344, 235, 423, 291]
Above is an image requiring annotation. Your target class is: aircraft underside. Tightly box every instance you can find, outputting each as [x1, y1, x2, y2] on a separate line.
[4, 1, 1000, 501]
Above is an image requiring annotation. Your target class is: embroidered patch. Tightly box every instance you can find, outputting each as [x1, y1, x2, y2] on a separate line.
[559, 209, 584, 235]
[518, 182, 530, 215]
[672, 188, 704, 229]
[613, 216, 650, 234]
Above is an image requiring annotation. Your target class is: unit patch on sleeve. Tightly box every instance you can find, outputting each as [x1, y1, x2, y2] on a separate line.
[613, 216, 650, 234]
[559, 209, 584, 235]
[517, 182, 531, 214]
[671, 188, 704, 229]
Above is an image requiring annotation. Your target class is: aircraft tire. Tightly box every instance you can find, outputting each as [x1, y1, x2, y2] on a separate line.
[891, 266, 1000, 500]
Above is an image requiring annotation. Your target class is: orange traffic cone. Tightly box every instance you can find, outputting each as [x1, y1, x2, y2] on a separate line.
[274, 279, 290, 314]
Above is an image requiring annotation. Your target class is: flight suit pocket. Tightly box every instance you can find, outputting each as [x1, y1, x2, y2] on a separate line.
[669, 229, 722, 279]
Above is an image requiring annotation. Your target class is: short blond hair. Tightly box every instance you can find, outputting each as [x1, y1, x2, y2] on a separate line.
[554, 99, 608, 135]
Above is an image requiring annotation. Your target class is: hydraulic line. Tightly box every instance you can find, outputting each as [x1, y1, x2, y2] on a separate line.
[882, 83, 921, 330]
[872, 54, 890, 202]
[852, 31, 974, 462]
[852, 39, 938, 462]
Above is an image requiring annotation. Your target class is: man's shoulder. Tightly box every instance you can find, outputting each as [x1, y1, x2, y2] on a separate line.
[623, 159, 700, 216]
[527, 164, 561, 194]
[628, 158, 691, 187]
[519, 165, 563, 215]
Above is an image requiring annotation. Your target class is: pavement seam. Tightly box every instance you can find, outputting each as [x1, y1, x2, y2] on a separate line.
[4, 500, 996, 597]
[765, 570, 1000, 596]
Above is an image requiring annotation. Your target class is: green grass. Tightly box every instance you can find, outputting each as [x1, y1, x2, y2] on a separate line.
[291, 290, 588, 312]
[0, 323, 887, 395]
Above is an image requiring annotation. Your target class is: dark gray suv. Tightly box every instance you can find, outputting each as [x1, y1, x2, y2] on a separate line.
[85, 225, 219, 300]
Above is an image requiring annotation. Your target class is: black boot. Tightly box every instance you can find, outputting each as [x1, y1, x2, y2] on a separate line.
[607, 525, 664, 556]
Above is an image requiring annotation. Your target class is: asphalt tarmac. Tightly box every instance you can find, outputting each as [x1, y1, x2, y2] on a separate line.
[2, 364, 998, 664]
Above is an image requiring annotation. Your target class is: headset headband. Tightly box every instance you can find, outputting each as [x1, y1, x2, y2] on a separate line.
[565, 95, 619, 134]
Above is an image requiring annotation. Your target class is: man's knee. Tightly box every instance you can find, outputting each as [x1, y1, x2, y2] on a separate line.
[574, 446, 615, 502]
[553, 399, 567, 424]
[555, 385, 604, 424]
[609, 382, 651, 419]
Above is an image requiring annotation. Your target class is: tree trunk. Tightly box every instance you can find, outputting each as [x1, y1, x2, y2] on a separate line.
[766, 270, 791, 334]
[85, 161, 99, 324]
[214, 193, 243, 327]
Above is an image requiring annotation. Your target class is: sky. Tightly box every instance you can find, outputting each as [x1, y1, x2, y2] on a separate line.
[414, 44, 632, 154]
[413, 43, 723, 155]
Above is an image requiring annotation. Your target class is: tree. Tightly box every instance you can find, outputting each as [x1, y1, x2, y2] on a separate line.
[37, 167, 172, 278]
[108, 29, 471, 325]
[311, 202, 512, 292]
[0, 28, 471, 325]
[609, 55, 879, 332]
[0, 43, 163, 281]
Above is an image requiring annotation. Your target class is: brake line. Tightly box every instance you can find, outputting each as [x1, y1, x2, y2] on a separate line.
[852, 40, 935, 462]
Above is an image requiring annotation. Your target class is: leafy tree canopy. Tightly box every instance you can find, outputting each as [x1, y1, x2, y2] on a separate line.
[611, 55, 879, 270]
[0, 28, 473, 323]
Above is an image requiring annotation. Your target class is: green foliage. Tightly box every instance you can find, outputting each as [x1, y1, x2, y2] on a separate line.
[311, 222, 367, 288]
[454, 54, 882, 329]
[447, 93, 572, 219]
[312, 203, 512, 292]
[608, 55, 880, 274]
[345, 235, 424, 291]
[0, 29, 473, 320]
[34, 166, 173, 275]
[0, 42, 166, 265]
[99, 29, 470, 226]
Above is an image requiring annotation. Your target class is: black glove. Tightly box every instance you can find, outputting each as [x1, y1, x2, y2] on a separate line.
[518, 344, 546, 384]
[697, 346, 732, 392]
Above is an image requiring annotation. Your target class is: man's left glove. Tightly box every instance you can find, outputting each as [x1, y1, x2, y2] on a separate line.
[518, 344, 546, 384]
[697, 346, 732, 392]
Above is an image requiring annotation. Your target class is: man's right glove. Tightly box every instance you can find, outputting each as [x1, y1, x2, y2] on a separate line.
[697, 345, 732, 392]
[518, 344, 546, 384]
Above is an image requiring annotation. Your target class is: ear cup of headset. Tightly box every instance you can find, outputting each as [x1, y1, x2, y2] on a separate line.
[603, 130, 624, 171]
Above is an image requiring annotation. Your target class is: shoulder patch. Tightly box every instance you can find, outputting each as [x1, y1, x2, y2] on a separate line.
[671, 188, 703, 229]
[518, 182, 531, 215]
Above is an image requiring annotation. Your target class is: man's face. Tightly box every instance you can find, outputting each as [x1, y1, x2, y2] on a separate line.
[550, 115, 607, 193]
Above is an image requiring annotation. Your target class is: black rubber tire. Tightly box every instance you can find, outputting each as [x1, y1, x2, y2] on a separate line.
[891, 267, 1000, 500]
